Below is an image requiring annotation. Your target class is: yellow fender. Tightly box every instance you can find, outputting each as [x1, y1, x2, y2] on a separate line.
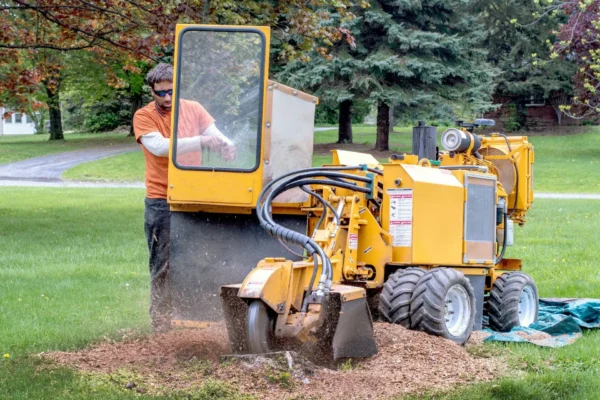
[237, 258, 293, 314]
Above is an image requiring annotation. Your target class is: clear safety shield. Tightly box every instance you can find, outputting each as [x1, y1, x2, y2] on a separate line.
[173, 28, 266, 171]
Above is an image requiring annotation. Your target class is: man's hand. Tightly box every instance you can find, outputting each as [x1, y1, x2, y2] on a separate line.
[221, 143, 237, 161]
[200, 135, 236, 161]
[200, 135, 225, 152]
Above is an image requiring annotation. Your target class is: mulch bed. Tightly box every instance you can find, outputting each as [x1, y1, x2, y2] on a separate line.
[44, 322, 505, 399]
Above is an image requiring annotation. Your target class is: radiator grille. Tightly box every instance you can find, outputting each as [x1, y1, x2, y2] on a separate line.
[464, 176, 496, 263]
[480, 147, 515, 194]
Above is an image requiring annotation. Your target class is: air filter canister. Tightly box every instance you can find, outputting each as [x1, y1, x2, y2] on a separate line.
[441, 128, 480, 153]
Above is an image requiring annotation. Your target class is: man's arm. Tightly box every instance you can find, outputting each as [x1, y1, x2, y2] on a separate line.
[201, 123, 236, 161]
[140, 132, 224, 157]
[202, 123, 233, 146]
[191, 101, 236, 161]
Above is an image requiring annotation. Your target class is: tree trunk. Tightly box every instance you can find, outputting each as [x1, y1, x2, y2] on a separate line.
[389, 104, 394, 134]
[337, 99, 353, 144]
[25, 107, 46, 134]
[45, 84, 64, 141]
[375, 102, 390, 151]
[129, 92, 144, 136]
[551, 104, 562, 126]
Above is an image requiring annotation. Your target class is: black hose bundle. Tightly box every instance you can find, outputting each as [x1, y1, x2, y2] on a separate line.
[256, 166, 375, 311]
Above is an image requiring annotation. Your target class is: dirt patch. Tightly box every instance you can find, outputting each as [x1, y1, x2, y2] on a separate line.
[46, 324, 230, 374]
[514, 330, 552, 342]
[44, 322, 504, 399]
[467, 330, 492, 346]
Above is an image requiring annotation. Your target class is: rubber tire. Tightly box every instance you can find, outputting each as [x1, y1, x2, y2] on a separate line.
[410, 268, 476, 344]
[378, 267, 427, 327]
[487, 272, 539, 332]
[367, 290, 382, 321]
[246, 300, 275, 354]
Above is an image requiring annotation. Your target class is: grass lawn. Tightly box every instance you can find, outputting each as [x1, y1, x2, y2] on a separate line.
[0, 132, 135, 164]
[418, 199, 600, 400]
[62, 150, 146, 182]
[530, 131, 600, 193]
[313, 126, 600, 194]
[55, 126, 600, 193]
[0, 188, 599, 399]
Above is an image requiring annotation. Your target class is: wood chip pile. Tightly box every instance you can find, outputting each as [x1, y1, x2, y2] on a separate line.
[46, 322, 504, 399]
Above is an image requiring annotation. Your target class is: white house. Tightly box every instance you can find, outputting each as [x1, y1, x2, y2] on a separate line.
[0, 107, 37, 135]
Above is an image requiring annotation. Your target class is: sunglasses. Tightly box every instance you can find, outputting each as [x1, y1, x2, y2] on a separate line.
[154, 89, 173, 97]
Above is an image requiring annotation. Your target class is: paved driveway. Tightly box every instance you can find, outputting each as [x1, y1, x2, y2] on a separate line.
[0, 144, 139, 182]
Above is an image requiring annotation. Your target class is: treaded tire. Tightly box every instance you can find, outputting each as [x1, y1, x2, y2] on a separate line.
[379, 267, 426, 327]
[487, 272, 539, 332]
[410, 268, 476, 344]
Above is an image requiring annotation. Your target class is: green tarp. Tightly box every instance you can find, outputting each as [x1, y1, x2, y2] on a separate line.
[482, 298, 600, 347]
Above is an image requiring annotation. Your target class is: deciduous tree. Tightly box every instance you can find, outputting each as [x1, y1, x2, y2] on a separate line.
[476, 0, 575, 128]
[553, 0, 600, 119]
[0, 0, 356, 140]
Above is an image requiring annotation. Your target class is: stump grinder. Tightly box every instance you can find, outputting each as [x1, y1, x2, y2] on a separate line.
[166, 25, 539, 360]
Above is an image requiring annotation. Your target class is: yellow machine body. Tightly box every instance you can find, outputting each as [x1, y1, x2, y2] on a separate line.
[439, 133, 534, 224]
[223, 142, 535, 358]
[166, 25, 536, 359]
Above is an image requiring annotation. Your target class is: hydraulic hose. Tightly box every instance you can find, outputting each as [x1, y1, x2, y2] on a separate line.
[260, 175, 372, 283]
[301, 256, 321, 312]
[257, 171, 374, 302]
[300, 185, 334, 309]
[495, 212, 508, 264]
[301, 186, 340, 227]
[259, 166, 374, 203]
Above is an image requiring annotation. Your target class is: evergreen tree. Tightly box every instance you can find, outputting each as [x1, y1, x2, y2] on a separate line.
[280, 0, 496, 150]
[278, 53, 363, 143]
[360, 0, 496, 150]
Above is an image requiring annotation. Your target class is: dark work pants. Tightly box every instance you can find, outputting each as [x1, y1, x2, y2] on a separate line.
[144, 197, 171, 332]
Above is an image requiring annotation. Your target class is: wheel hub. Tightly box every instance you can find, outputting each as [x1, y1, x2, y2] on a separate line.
[518, 285, 536, 327]
[444, 284, 471, 337]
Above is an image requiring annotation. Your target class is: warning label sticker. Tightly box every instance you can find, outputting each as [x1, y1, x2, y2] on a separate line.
[387, 189, 413, 247]
[349, 233, 358, 250]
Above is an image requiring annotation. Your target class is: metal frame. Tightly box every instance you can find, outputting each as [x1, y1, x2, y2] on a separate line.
[171, 26, 267, 173]
[463, 173, 497, 264]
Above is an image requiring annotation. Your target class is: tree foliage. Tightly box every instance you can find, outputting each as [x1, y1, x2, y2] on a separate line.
[0, 0, 357, 96]
[554, 0, 600, 118]
[477, 0, 574, 100]
[280, 0, 496, 150]
[0, 0, 357, 139]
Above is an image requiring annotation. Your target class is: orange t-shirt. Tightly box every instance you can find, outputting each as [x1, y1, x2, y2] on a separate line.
[133, 100, 215, 199]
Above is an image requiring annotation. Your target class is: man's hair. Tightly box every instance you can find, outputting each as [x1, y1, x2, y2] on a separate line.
[146, 63, 173, 89]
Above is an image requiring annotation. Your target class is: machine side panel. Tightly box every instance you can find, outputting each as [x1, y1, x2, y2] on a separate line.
[265, 87, 315, 203]
[170, 212, 306, 322]
[404, 165, 463, 266]
[411, 181, 464, 265]
[381, 164, 414, 263]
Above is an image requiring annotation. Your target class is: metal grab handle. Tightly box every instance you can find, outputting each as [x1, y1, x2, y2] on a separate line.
[439, 165, 489, 173]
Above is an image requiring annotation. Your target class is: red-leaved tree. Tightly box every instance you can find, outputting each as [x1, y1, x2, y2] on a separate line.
[554, 0, 600, 118]
[0, 0, 356, 140]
